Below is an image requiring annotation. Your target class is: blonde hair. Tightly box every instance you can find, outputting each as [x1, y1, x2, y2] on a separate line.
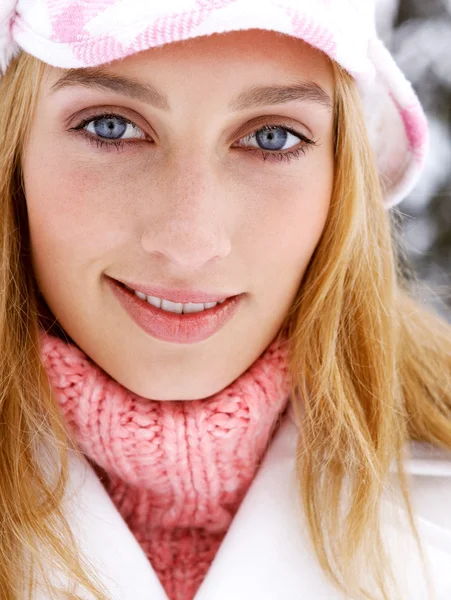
[0, 51, 450, 600]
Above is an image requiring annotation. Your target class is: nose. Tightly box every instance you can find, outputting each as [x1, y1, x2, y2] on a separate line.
[140, 158, 232, 271]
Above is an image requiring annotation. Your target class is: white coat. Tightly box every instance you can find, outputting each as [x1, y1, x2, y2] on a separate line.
[36, 405, 451, 599]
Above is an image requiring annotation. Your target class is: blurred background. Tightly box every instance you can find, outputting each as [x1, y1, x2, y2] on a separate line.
[376, 0, 451, 320]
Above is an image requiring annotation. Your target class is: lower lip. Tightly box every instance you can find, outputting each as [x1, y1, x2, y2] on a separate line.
[106, 277, 243, 344]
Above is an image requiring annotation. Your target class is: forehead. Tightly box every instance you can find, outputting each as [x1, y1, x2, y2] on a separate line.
[42, 30, 335, 104]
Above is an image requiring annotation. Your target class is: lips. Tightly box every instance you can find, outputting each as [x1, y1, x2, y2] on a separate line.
[106, 277, 243, 344]
[112, 277, 232, 305]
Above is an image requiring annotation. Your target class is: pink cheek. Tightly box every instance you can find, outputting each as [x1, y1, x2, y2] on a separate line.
[24, 168, 104, 261]
[27, 148, 119, 226]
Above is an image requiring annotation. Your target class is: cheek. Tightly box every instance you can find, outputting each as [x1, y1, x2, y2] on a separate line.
[21, 141, 133, 312]
[247, 156, 333, 272]
[21, 137, 138, 268]
[247, 163, 333, 329]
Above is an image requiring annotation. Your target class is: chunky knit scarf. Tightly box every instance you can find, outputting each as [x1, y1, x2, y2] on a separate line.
[38, 329, 292, 600]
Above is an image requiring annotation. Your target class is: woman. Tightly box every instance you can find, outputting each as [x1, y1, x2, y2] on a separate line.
[0, 1, 450, 599]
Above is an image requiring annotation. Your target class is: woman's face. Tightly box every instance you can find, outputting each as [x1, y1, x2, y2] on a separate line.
[22, 30, 335, 400]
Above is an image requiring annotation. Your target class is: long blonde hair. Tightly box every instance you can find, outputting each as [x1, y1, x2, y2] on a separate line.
[0, 51, 450, 600]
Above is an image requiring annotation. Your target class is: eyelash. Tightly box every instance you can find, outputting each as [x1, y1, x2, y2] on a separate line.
[68, 113, 318, 164]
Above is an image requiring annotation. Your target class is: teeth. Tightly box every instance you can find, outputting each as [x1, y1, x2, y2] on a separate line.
[161, 299, 183, 314]
[147, 295, 162, 309]
[183, 302, 208, 314]
[133, 290, 224, 314]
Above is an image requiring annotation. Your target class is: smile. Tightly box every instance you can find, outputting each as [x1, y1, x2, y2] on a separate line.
[128, 288, 226, 315]
[107, 278, 243, 344]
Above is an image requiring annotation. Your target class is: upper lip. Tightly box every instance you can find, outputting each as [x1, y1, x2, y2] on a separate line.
[109, 276, 236, 304]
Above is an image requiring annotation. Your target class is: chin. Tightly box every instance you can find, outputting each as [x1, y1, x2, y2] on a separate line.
[119, 377, 229, 402]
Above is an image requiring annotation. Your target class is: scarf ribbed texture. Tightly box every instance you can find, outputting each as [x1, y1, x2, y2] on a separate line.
[39, 330, 292, 600]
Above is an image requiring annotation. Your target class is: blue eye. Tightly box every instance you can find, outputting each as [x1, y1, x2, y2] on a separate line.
[256, 127, 289, 150]
[240, 125, 303, 152]
[89, 116, 126, 139]
[234, 124, 317, 164]
[83, 115, 145, 141]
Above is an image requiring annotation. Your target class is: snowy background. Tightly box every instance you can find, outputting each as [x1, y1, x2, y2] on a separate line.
[376, 0, 451, 320]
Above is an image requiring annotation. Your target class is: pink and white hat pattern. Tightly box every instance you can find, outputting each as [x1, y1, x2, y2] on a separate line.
[0, 0, 428, 208]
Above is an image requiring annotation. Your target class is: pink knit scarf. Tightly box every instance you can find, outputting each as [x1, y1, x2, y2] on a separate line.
[38, 329, 292, 600]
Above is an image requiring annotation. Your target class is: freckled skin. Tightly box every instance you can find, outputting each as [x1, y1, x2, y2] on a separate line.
[22, 30, 335, 401]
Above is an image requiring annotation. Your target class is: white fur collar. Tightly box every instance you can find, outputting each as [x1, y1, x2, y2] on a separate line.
[35, 407, 451, 599]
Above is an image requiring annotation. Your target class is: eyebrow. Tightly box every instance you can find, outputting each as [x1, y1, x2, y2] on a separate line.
[50, 67, 170, 109]
[230, 81, 332, 112]
[50, 67, 333, 113]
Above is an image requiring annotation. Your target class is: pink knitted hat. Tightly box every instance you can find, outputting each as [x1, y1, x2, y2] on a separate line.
[0, 0, 428, 208]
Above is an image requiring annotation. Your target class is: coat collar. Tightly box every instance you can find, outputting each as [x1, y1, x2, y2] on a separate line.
[37, 406, 451, 600]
